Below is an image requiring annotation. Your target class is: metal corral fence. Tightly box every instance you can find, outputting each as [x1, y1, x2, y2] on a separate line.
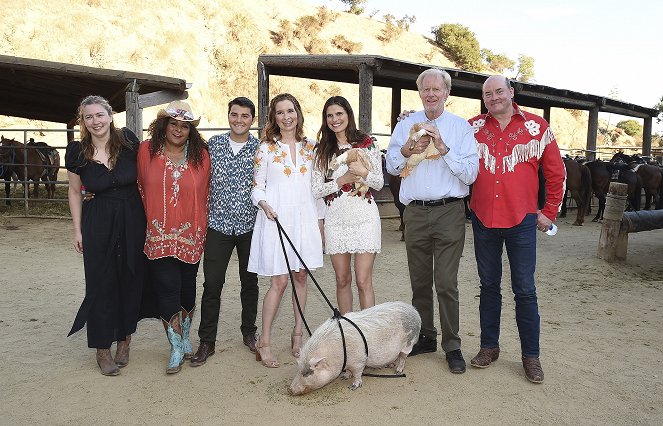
[0, 127, 241, 217]
[1, 128, 661, 217]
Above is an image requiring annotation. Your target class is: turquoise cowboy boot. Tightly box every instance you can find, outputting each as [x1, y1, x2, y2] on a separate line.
[162, 312, 184, 374]
[181, 306, 195, 360]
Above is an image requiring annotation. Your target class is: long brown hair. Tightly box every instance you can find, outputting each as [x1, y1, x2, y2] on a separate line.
[77, 95, 130, 169]
[147, 116, 207, 168]
[314, 96, 368, 174]
[262, 93, 305, 143]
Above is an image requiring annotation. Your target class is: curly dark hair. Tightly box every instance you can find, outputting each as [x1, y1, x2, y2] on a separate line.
[314, 96, 369, 174]
[77, 95, 132, 170]
[262, 93, 305, 143]
[146, 116, 207, 168]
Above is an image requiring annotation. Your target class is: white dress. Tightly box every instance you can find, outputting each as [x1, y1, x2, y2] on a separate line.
[312, 137, 383, 255]
[248, 138, 324, 277]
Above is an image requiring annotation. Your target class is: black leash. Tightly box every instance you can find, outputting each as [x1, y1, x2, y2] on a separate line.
[274, 218, 405, 378]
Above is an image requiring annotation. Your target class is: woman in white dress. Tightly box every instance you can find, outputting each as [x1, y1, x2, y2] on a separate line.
[248, 93, 324, 368]
[312, 96, 383, 315]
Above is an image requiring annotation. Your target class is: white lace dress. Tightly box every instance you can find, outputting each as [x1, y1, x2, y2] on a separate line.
[312, 137, 383, 255]
[248, 138, 324, 277]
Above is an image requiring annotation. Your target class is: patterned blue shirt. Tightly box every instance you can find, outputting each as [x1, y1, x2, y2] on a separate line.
[207, 132, 260, 235]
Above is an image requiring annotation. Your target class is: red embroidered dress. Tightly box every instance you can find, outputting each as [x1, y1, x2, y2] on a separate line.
[137, 142, 211, 263]
[469, 103, 565, 228]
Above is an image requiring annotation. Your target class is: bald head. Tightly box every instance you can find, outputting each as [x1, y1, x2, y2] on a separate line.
[482, 75, 515, 118]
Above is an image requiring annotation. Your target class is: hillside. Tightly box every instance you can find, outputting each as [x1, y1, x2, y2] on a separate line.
[1, 0, 592, 150]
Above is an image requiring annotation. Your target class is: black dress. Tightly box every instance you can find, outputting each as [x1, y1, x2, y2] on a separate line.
[65, 131, 151, 348]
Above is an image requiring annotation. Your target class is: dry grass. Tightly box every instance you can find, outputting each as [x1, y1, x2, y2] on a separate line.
[1, 0, 587, 150]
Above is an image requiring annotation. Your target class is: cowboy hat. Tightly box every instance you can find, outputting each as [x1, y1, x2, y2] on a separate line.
[157, 100, 200, 127]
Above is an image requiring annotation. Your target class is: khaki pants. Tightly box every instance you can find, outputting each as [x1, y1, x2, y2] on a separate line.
[404, 201, 466, 353]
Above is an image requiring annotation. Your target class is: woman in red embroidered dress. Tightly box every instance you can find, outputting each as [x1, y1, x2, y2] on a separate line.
[137, 101, 210, 374]
[312, 96, 383, 314]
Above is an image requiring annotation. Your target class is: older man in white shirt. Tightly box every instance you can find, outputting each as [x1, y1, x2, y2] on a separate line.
[386, 68, 478, 374]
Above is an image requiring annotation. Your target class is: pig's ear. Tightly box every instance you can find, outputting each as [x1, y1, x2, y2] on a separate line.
[309, 357, 327, 369]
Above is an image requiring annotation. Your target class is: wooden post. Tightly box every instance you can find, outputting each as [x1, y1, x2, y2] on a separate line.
[358, 63, 373, 134]
[642, 117, 652, 157]
[390, 87, 401, 132]
[257, 61, 269, 138]
[586, 106, 599, 161]
[597, 182, 628, 262]
[543, 107, 551, 124]
[125, 80, 141, 139]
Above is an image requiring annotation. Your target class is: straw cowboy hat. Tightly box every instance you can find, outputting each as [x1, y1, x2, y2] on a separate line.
[157, 100, 200, 127]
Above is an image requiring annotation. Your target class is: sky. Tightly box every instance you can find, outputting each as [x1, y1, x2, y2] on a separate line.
[311, 0, 663, 129]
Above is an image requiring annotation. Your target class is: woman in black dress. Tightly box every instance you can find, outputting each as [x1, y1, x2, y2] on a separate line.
[66, 95, 148, 376]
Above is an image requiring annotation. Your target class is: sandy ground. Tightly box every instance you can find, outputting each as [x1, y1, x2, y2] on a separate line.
[1, 214, 662, 425]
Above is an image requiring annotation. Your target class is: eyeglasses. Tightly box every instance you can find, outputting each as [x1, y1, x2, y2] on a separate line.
[166, 107, 194, 121]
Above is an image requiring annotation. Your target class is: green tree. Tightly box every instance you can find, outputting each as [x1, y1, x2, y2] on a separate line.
[340, 0, 366, 15]
[515, 54, 535, 82]
[654, 95, 663, 123]
[431, 23, 482, 71]
[480, 48, 515, 73]
[616, 120, 643, 137]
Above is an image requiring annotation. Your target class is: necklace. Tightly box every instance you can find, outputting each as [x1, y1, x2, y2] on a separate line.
[163, 142, 188, 207]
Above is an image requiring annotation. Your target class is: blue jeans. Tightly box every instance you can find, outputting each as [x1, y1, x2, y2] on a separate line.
[472, 213, 540, 357]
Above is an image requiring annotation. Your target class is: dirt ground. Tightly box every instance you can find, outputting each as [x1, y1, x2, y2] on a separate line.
[1, 215, 662, 425]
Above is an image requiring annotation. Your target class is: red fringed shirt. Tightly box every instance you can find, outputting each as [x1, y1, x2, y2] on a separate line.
[469, 103, 565, 228]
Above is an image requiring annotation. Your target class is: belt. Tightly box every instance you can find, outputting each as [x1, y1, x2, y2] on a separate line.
[411, 197, 461, 207]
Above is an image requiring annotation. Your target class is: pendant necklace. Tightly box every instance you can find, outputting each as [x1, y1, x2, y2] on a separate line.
[164, 142, 188, 207]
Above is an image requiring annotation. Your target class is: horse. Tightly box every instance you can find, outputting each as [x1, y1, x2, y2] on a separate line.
[0, 140, 18, 205]
[584, 160, 611, 221]
[610, 152, 662, 210]
[27, 139, 60, 199]
[606, 153, 641, 211]
[0, 136, 47, 199]
[560, 157, 592, 226]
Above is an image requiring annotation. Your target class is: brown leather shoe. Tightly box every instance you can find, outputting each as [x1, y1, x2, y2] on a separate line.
[190, 342, 215, 367]
[522, 356, 544, 383]
[243, 333, 257, 353]
[470, 347, 500, 368]
[96, 349, 120, 376]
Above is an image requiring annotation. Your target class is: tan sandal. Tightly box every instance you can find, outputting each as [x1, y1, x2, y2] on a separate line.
[255, 335, 279, 368]
[291, 330, 303, 358]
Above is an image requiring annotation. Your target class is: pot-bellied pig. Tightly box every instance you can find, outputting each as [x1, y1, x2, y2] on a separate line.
[289, 301, 421, 395]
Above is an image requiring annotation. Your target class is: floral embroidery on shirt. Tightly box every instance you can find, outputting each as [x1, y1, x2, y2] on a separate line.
[524, 120, 540, 136]
[472, 119, 485, 133]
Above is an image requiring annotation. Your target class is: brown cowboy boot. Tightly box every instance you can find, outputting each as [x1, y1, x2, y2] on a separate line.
[96, 348, 120, 376]
[114, 335, 132, 368]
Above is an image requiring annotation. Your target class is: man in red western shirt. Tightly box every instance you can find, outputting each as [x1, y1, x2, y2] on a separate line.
[468, 75, 565, 383]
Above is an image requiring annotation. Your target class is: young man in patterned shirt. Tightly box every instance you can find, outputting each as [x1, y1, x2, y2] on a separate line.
[191, 97, 261, 366]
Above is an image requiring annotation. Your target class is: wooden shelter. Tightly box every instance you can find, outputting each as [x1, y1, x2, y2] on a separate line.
[0, 55, 189, 138]
[257, 54, 658, 159]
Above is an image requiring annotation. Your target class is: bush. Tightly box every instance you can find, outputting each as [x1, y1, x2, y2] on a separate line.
[271, 19, 295, 47]
[332, 35, 362, 54]
[431, 23, 481, 71]
[377, 14, 402, 43]
[616, 120, 643, 137]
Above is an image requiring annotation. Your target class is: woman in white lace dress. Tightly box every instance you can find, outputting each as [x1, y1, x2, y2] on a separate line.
[312, 96, 383, 314]
[249, 93, 324, 368]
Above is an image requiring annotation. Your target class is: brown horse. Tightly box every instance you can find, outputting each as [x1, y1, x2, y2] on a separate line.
[0, 136, 47, 199]
[27, 139, 60, 199]
[610, 152, 662, 210]
[560, 157, 592, 225]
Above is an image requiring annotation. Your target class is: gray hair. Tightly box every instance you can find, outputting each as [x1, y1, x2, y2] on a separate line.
[482, 75, 512, 91]
[416, 69, 451, 92]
